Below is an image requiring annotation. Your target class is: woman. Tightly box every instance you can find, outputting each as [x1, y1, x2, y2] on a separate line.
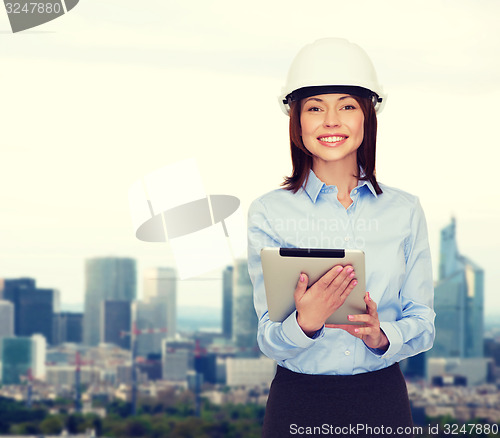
[247, 38, 435, 437]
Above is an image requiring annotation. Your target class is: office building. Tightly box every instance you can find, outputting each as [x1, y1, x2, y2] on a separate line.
[52, 312, 83, 345]
[31, 334, 46, 380]
[1, 278, 54, 344]
[46, 365, 100, 387]
[0, 300, 14, 338]
[162, 339, 194, 381]
[132, 300, 169, 356]
[101, 300, 131, 349]
[143, 267, 176, 334]
[232, 259, 258, 356]
[431, 218, 484, 358]
[0, 335, 46, 384]
[226, 356, 276, 387]
[195, 353, 217, 384]
[83, 257, 136, 346]
[222, 265, 233, 340]
[132, 268, 176, 356]
[427, 357, 493, 386]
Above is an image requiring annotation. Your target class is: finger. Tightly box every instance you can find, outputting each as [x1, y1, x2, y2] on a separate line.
[328, 265, 354, 291]
[353, 325, 379, 337]
[317, 264, 344, 288]
[326, 324, 363, 338]
[339, 276, 358, 298]
[334, 268, 356, 295]
[347, 313, 377, 326]
[364, 292, 378, 316]
[293, 273, 308, 302]
[325, 324, 348, 329]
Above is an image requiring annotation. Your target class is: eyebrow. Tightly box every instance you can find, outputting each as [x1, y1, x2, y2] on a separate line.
[303, 95, 353, 104]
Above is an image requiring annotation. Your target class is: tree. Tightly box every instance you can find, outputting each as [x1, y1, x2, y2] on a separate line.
[40, 416, 64, 435]
[124, 417, 152, 437]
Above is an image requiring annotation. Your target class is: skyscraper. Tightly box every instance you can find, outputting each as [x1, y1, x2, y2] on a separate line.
[222, 266, 233, 340]
[101, 300, 131, 349]
[0, 335, 46, 384]
[84, 257, 136, 346]
[232, 259, 258, 356]
[0, 300, 14, 338]
[1, 278, 54, 344]
[134, 267, 176, 356]
[52, 312, 83, 345]
[162, 338, 194, 381]
[431, 218, 484, 358]
[0, 337, 32, 384]
[133, 300, 169, 356]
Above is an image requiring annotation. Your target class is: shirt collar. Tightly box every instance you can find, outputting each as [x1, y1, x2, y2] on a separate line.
[302, 168, 379, 203]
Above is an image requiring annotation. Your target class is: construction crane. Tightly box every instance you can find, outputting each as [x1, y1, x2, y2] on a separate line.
[26, 368, 33, 408]
[121, 322, 168, 416]
[69, 352, 94, 413]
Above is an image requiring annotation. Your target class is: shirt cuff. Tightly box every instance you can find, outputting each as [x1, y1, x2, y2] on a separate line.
[282, 310, 325, 348]
[371, 321, 403, 359]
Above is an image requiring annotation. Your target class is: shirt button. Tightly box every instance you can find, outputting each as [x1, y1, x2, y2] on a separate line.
[344, 350, 351, 356]
[344, 236, 350, 242]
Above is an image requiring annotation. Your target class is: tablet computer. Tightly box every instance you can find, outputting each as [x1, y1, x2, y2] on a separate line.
[260, 247, 367, 325]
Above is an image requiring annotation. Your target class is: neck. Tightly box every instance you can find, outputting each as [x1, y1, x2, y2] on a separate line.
[312, 156, 359, 196]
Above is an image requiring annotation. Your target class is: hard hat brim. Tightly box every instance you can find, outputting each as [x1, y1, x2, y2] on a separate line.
[284, 85, 379, 105]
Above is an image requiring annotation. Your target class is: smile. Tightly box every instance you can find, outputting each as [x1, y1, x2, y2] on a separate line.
[318, 136, 347, 143]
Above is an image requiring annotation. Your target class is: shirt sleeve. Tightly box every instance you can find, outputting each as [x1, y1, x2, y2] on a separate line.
[247, 198, 325, 362]
[376, 197, 436, 361]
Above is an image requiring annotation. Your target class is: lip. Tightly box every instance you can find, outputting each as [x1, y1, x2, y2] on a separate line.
[317, 134, 348, 147]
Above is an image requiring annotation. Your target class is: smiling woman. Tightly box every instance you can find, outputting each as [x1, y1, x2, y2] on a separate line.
[284, 92, 380, 202]
[247, 38, 435, 438]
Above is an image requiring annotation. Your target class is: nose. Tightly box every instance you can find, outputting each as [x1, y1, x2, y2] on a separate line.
[323, 109, 341, 128]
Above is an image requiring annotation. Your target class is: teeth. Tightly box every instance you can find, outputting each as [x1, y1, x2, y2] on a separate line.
[319, 136, 346, 143]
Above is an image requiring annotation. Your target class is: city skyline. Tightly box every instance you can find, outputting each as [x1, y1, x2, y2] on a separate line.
[0, 1, 499, 314]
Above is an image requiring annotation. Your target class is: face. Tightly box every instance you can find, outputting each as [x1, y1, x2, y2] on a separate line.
[300, 94, 364, 168]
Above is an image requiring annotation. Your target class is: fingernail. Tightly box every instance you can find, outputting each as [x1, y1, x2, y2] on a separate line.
[349, 272, 355, 278]
[336, 266, 343, 273]
[354, 328, 360, 333]
[300, 274, 305, 282]
[346, 267, 353, 274]
[348, 315, 354, 321]
[367, 292, 371, 301]
[352, 280, 358, 286]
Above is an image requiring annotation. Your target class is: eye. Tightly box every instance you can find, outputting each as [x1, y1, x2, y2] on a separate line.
[342, 104, 357, 110]
[306, 106, 322, 112]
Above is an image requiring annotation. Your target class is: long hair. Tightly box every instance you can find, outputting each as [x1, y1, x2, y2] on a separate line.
[281, 95, 382, 195]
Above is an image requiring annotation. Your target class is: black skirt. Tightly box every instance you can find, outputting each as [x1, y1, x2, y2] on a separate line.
[262, 363, 414, 438]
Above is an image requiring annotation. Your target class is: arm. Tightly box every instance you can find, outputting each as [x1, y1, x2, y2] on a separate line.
[326, 198, 435, 360]
[379, 197, 435, 360]
[247, 198, 325, 362]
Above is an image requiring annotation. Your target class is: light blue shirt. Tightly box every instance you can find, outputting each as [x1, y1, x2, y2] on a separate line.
[247, 170, 435, 375]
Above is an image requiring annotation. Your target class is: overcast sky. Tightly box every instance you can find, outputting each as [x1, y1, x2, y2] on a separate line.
[1, 0, 499, 314]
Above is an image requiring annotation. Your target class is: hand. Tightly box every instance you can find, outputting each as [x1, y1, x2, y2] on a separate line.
[294, 265, 358, 337]
[326, 292, 389, 351]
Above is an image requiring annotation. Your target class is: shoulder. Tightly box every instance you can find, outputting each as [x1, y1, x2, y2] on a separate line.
[249, 187, 304, 213]
[377, 182, 420, 208]
[377, 183, 427, 229]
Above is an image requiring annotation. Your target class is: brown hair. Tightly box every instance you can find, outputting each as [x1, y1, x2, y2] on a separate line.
[281, 95, 382, 195]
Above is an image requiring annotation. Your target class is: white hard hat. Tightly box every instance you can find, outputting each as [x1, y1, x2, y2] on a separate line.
[279, 38, 387, 115]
